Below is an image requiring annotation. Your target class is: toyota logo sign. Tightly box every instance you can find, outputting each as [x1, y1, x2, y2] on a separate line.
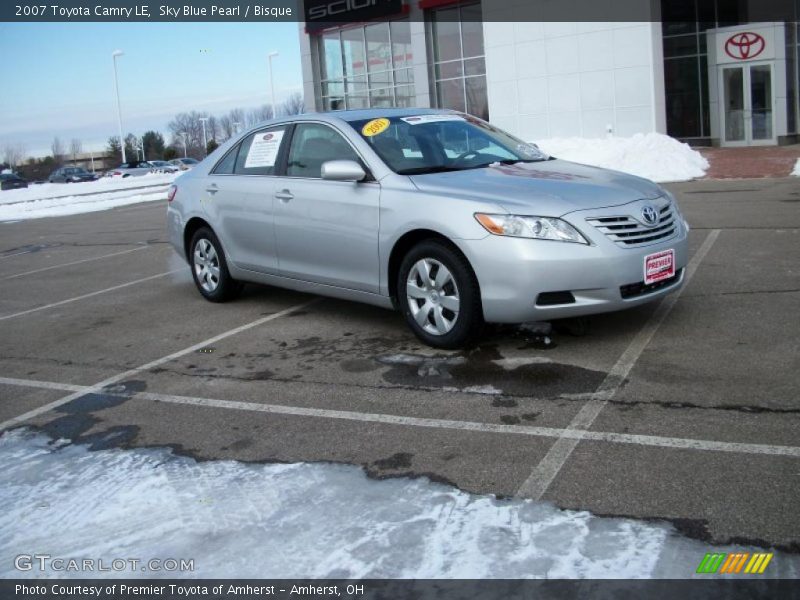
[724, 32, 765, 60]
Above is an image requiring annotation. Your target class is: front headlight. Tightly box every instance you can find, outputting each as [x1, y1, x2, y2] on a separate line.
[475, 213, 589, 244]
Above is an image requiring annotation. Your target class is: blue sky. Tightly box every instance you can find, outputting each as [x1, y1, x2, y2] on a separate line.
[0, 22, 303, 157]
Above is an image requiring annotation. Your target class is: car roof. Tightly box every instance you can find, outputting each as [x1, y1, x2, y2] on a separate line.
[245, 107, 457, 132]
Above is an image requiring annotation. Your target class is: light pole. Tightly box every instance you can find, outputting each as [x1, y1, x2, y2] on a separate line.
[199, 117, 209, 155]
[112, 50, 126, 163]
[178, 132, 188, 158]
[268, 51, 279, 118]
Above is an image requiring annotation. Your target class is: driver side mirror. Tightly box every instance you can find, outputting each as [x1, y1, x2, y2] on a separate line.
[321, 160, 366, 182]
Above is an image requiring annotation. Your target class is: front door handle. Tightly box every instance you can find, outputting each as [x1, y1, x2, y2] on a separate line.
[205, 184, 219, 194]
[275, 189, 294, 202]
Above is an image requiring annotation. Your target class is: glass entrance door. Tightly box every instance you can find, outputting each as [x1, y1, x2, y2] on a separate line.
[720, 62, 775, 146]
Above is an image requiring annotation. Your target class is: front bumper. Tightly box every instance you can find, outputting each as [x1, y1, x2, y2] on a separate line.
[459, 203, 689, 323]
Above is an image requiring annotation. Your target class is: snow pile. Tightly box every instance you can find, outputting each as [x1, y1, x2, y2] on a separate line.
[3, 429, 797, 579]
[0, 189, 169, 221]
[535, 133, 709, 183]
[0, 172, 178, 221]
[792, 158, 800, 177]
[0, 171, 178, 204]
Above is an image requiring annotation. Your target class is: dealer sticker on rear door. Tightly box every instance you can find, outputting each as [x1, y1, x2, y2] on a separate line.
[644, 249, 675, 285]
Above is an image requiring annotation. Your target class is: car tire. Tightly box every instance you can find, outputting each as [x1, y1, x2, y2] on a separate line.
[189, 227, 242, 302]
[398, 240, 483, 349]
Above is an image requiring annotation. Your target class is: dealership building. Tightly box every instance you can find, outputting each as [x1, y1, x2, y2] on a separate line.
[298, 0, 799, 146]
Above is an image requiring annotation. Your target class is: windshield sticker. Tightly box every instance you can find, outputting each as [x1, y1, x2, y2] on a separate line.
[362, 118, 390, 137]
[400, 115, 466, 125]
[244, 130, 284, 168]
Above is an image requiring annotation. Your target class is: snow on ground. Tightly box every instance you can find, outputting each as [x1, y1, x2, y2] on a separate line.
[2, 429, 797, 579]
[535, 133, 709, 183]
[792, 158, 800, 177]
[0, 172, 177, 222]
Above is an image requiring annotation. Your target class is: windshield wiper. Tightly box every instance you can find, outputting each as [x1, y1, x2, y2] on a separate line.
[496, 158, 549, 165]
[396, 165, 466, 175]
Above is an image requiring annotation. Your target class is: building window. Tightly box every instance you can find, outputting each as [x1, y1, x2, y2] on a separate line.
[317, 20, 415, 111]
[661, 0, 747, 142]
[427, 2, 488, 120]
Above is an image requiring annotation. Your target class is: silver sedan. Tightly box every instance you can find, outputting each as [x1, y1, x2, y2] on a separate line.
[167, 108, 688, 348]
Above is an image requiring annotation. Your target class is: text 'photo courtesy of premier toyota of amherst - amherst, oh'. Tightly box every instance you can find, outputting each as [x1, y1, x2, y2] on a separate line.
[1, 1, 799, 599]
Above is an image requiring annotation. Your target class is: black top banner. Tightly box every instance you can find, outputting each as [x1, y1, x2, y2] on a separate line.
[1, 0, 798, 23]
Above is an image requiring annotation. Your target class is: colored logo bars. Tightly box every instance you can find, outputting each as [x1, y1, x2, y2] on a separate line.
[696, 552, 773, 574]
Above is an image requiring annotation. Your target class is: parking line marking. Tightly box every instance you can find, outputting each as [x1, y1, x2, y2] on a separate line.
[0, 299, 318, 431]
[0, 269, 182, 322]
[3, 245, 149, 280]
[0, 376, 87, 393]
[0, 249, 34, 260]
[2, 373, 798, 458]
[516, 229, 722, 500]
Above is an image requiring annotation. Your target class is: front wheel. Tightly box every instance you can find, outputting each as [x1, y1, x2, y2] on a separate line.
[397, 240, 483, 349]
[189, 227, 242, 302]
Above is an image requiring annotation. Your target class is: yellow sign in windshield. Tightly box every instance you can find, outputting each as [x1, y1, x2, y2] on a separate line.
[362, 118, 390, 137]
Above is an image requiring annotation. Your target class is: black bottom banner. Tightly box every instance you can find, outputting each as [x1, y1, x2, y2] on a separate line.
[2, 579, 799, 600]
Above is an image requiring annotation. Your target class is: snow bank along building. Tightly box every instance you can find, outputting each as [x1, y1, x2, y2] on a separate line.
[297, 0, 800, 146]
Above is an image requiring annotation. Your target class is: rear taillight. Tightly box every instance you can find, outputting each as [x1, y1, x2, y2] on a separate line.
[113, 171, 121, 176]
[167, 185, 177, 203]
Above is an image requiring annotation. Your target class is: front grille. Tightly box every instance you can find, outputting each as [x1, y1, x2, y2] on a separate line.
[587, 202, 677, 247]
[620, 269, 682, 299]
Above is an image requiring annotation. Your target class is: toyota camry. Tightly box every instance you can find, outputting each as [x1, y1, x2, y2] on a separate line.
[167, 108, 688, 348]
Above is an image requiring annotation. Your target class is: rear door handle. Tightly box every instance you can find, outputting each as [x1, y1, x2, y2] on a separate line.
[275, 189, 294, 202]
[205, 184, 219, 194]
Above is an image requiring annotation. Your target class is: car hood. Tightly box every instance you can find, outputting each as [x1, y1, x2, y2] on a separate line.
[408, 159, 664, 216]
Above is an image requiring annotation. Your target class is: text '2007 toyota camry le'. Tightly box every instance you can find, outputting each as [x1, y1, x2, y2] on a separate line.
[167, 108, 689, 349]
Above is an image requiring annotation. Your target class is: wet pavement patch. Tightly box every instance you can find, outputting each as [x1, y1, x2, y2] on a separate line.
[377, 345, 605, 397]
[32, 381, 144, 450]
[372, 452, 414, 470]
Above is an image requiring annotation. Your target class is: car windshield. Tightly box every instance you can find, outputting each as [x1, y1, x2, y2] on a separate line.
[350, 113, 549, 175]
[182, 158, 198, 164]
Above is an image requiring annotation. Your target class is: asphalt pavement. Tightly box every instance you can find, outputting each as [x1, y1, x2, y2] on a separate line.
[0, 177, 798, 556]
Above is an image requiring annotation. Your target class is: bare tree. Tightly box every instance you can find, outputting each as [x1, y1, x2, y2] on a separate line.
[206, 115, 219, 143]
[245, 104, 272, 128]
[229, 108, 244, 130]
[51, 137, 65, 165]
[281, 92, 305, 116]
[2, 142, 27, 168]
[219, 115, 234, 142]
[69, 138, 82, 163]
[167, 111, 206, 159]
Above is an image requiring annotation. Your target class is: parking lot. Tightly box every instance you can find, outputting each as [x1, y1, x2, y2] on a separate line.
[1, 177, 798, 557]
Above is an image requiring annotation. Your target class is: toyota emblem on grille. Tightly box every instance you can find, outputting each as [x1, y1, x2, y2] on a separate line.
[641, 205, 659, 226]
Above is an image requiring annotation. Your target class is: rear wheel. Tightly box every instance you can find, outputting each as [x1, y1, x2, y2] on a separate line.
[189, 227, 241, 302]
[398, 240, 483, 349]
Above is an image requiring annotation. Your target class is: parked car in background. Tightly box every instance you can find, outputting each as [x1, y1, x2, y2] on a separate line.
[107, 161, 156, 178]
[48, 166, 97, 183]
[0, 173, 28, 190]
[149, 160, 181, 174]
[167, 108, 689, 348]
[169, 158, 199, 171]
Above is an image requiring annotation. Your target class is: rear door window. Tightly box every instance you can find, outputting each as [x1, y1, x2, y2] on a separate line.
[233, 126, 287, 176]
